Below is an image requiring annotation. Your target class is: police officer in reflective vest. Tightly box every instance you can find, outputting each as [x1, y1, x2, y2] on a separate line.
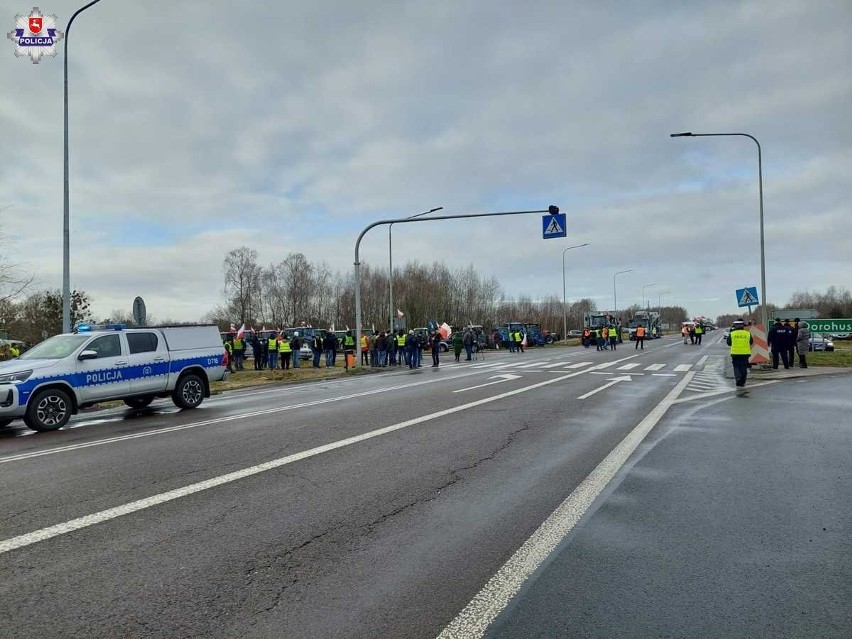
[726, 319, 754, 387]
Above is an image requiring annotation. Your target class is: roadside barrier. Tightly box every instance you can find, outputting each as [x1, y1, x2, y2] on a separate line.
[748, 323, 770, 365]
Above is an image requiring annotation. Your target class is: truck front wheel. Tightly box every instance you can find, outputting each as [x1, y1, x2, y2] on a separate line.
[173, 374, 205, 409]
[25, 388, 72, 432]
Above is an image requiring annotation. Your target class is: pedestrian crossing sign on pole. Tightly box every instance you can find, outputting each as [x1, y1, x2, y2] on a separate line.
[735, 286, 759, 308]
[542, 213, 567, 239]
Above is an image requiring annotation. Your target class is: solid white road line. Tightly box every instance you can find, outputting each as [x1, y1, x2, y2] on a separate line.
[697, 355, 709, 366]
[674, 364, 693, 372]
[0, 356, 643, 556]
[435, 370, 697, 639]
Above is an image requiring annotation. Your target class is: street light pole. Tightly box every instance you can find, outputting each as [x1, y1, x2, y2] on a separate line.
[641, 283, 657, 310]
[355, 207, 556, 367]
[388, 207, 442, 332]
[670, 131, 767, 330]
[613, 269, 633, 323]
[63, 0, 103, 334]
[561, 243, 589, 342]
[658, 290, 670, 326]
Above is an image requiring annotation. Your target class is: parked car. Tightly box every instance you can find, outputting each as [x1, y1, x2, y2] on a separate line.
[829, 332, 850, 341]
[809, 334, 834, 352]
[565, 329, 584, 338]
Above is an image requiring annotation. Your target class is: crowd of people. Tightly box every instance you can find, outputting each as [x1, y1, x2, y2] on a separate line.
[579, 325, 621, 351]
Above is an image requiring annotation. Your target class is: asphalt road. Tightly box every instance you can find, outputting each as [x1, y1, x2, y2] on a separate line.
[1, 334, 847, 638]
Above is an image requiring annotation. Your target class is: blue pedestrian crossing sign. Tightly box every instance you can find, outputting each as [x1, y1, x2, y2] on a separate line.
[542, 213, 567, 239]
[735, 286, 759, 308]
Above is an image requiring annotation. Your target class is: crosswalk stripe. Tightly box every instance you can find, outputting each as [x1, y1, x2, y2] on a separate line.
[644, 364, 666, 371]
[515, 361, 546, 369]
[541, 362, 565, 368]
[595, 362, 617, 369]
[674, 364, 692, 372]
[617, 363, 640, 370]
[566, 362, 593, 369]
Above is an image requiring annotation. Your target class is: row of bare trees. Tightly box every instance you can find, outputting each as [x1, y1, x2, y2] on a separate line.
[208, 246, 605, 335]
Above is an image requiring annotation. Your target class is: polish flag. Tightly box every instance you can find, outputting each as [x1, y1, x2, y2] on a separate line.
[439, 322, 452, 339]
[235, 323, 246, 339]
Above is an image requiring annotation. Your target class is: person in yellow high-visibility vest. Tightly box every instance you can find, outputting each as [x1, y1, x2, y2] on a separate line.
[726, 319, 754, 387]
[278, 333, 292, 370]
[360, 333, 369, 366]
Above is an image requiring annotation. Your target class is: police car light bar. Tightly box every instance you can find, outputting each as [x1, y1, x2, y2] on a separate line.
[74, 323, 127, 333]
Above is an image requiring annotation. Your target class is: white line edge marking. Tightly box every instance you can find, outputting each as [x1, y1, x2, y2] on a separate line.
[0, 355, 641, 556]
[435, 370, 696, 639]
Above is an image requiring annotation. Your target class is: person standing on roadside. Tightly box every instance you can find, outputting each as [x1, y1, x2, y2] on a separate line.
[405, 330, 417, 370]
[635, 324, 646, 350]
[343, 330, 356, 370]
[429, 331, 441, 367]
[767, 318, 790, 370]
[463, 329, 474, 361]
[795, 321, 810, 369]
[291, 332, 301, 369]
[727, 319, 754, 387]
[324, 331, 337, 367]
[786, 319, 799, 369]
[279, 333, 292, 370]
[452, 331, 463, 362]
[267, 333, 278, 370]
[694, 323, 704, 345]
[311, 332, 323, 368]
[376, 331, 388, 367]
[609, 325, 618, 350]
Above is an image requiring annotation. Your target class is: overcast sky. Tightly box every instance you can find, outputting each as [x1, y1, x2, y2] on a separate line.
[2, 0, 850, 323]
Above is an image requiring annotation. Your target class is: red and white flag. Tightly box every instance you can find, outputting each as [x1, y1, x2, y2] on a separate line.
[396, 309, 404, 318]
[235, 323, 246, 339]
[439, 322, 452, 339]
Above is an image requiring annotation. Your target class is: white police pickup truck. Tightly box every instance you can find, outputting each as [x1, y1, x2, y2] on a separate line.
[0, 323, 229, 432]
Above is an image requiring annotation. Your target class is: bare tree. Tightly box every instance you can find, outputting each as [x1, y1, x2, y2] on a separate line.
[0, 205, 34, 303]
[223, 247, 261, 324]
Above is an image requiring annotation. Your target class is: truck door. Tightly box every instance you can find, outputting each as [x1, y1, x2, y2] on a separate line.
[126, 331, 168, 395]
[76, 333, 131, 403]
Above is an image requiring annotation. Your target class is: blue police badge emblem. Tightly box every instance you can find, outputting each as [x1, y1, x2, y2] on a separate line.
[7, 7, 64, 64]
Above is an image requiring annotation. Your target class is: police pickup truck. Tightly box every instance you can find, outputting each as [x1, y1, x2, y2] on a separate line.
[0, 323, 229, 432]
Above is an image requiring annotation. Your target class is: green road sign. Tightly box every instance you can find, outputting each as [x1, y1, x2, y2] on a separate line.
[803, 318, 852, 333]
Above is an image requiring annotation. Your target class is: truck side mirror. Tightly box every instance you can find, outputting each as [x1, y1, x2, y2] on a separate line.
[78, 350, 98, 360]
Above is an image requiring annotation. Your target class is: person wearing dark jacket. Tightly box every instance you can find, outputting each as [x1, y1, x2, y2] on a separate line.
[429, 331, 442, 367]
[405, 331, 418, 370]
[376, 332, 389, 367]
[324, 331, 337, 367]
[786, 319, 799, 369]
[767, 318, 790, 369]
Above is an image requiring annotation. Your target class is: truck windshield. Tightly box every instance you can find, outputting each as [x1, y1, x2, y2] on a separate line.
[19, 335, 90, 360]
